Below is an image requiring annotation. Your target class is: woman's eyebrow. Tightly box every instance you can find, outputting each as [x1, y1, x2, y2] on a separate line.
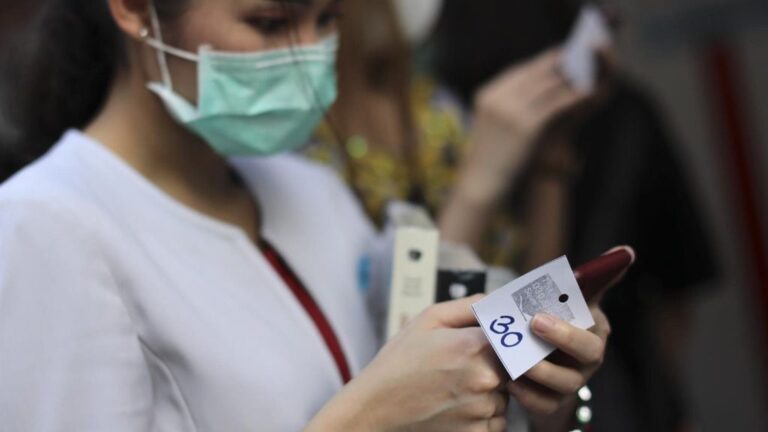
[241, 0, 340, 15]
[261, 0, 341, 8]
[242, 0, 309, 14]
[262, 0, 312, 5]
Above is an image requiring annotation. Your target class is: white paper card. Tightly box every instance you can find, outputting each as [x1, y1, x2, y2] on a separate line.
[561, 5, 612, 92]
[472, 256, 594, 380]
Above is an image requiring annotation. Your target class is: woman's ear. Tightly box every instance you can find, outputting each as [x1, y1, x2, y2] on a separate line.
[108, 0, 152, 40]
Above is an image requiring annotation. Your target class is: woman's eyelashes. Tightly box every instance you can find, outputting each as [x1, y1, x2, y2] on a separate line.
[247, 15, 294, 35]
[246, 7, 342, 36]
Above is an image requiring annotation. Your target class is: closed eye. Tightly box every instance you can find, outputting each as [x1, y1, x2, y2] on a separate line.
[247, 16, 295, 35]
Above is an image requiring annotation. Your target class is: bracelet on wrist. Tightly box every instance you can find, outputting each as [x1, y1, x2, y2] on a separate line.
[569, 385, 594, 432]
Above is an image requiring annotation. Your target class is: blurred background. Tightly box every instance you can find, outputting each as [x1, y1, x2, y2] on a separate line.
[614, 0, 767, 430]
[1, 0, 766, 430]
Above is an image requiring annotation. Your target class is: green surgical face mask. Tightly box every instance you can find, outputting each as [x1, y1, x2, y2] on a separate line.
[143, 4, 338, 156]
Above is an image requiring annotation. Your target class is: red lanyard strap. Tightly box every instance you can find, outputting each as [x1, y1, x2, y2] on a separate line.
[258, 239, 352, 384]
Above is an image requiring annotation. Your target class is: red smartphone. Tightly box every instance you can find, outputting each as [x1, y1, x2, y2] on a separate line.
[574, 246, 636, 303]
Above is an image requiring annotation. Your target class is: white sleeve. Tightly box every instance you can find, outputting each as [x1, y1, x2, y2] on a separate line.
[0, 201, 153, 431]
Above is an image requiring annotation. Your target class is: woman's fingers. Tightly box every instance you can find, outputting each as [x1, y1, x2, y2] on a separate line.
[491, 391, 510, 417]
[521, 308, 610, 402]
[520, 48, 563, 82]
[474, 348, 510, 392]
[524, 360, 585, 395]
[495, 49, 567, 101]
[488, 48, 559, 91]
[414, 294, 486, 330]
[463, 391, 510, 419]
[484, 416, 509, 432]
[517, 69, 570, 103]
[464, 417, 508, 432]
[530, 314, 606, 367]
[527, 47, 561, 67]
[533, 83, 588, 119]
[507, 378, 562, 416]
[465, 348, 507, 394]
[590, 306, 612, 341]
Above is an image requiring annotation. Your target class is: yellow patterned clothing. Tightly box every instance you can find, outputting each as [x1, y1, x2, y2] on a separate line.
[305, 77, 522, 267]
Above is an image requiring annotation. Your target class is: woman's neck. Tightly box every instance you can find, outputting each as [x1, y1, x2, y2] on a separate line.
[84, 70, 261, 240]
[86, 71, 233, 195]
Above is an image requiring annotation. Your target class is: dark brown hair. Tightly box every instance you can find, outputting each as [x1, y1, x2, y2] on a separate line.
[12, 0, 188, 165]
[431, 0, 582, 105]
[327, 0, 424, 206]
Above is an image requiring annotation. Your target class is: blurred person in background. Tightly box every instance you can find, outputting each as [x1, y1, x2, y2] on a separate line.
[308, 0, 589, 265]
[430, 1, 719, 431]
[0, 0, 612, 431]
[308, 1, 608, 429]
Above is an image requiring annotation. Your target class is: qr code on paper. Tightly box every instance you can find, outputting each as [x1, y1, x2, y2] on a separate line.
[512, 274, 574, 322]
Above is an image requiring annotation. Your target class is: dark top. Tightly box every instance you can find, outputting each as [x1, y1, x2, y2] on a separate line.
[566, 80, 718, 431]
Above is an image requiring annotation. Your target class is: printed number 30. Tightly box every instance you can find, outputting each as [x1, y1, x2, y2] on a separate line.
[490, 316, 523, 348]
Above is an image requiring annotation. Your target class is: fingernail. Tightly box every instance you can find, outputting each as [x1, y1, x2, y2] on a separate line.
[533, 314, 557, 334]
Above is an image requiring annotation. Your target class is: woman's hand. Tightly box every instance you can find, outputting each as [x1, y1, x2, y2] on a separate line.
[457, 48, 589, 206]
[440, 49, 589, 248]
[307, 295, 510, 432]
[509, 306, 611, 432]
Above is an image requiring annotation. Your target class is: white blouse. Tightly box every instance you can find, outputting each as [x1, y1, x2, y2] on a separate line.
[0, 131, 379, 431]
[0, 131, 529, 432]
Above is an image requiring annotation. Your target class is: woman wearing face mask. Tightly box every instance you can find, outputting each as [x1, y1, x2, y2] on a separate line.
[0, 1, 609, 431]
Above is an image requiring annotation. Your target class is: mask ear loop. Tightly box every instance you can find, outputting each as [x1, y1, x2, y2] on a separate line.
[148, 2, 174, 89]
